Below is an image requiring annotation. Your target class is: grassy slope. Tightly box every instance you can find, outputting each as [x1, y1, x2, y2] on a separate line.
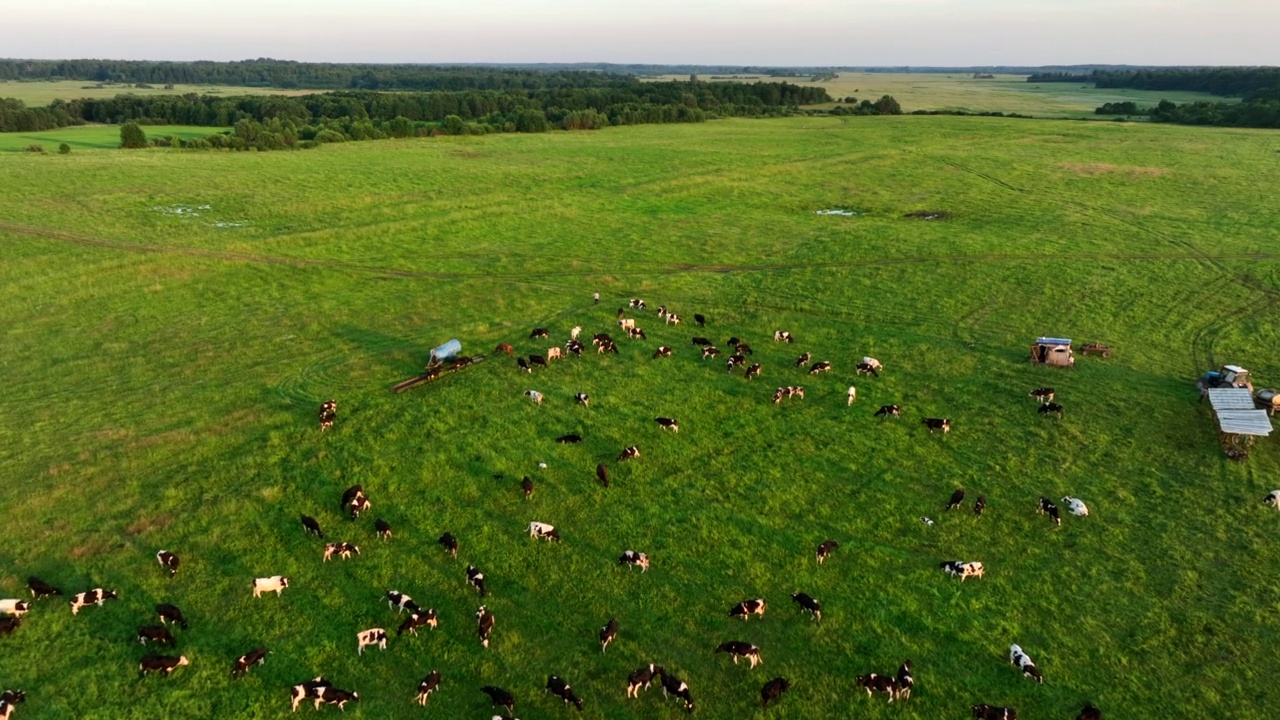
[0, 118, 1279, 720]
[0, 80, 309, 105]
[0, 125, 224, 152]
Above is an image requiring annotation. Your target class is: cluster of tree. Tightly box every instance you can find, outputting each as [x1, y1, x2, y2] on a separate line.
[1025, 72, 1093, 83]
[0, 98, 83, 132]
[1095, 101, 1142, 115]
[1094, 98, 1280, 128]
[1092, 68, 1280, 98]
[908, 109, 1032, 119]
[828, 95, 902, 116]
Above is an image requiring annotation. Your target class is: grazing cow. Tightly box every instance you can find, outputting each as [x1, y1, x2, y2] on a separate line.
[808, 361, 832, 375]
[1029, 387, 1055, 403]
[791, 592, 821, 621]
[1062, 496, 1090, 516]
[313, 687, 360, 711]
[566, 339, 584, 356]
[476, 606, 496, 648]
[626, 664, 663, 698]
[691, 336, 712, 346]
[347, 495, 371, 519]
[726, 355, 744, 373]
[736, 342, 753, 355]
[547, 347, 563, 361]
[290, 677, 333, 713]
[70, 588, 118, 615]
[397, 609, 438, 636]
[1009, 643, 1043, 683]
[619, 550, 649, 572]
[745, 363, 762, 380]
[495, 343, 515, 356]
[694, 313, 706, 326]
[922, 418, 951, 433]
[557, 433, 583, 443]
[946, 488, 966, 510]
[374, 518, 392, 540]
[874, 404, 901, 419]
[773, 387, 786, 405]
[702, 346, 720, 359]
[617, 446, 640, 462]
[596, 464, 609, 488]
[156, 550, 180, 578]
[570, 325, 582, 340]
[0, 617, 20, 636]
[816, 540, 839, 564]
[467, 566, 488, 596]
[231, 647, 269, 678]
[340, 483, 367, 511]
[529, 354, 548, 368]
[774, 330, 793, 343]
[1264, 490, 1280, 509]
[545, 675, 585, 711]
[416, 670, 442, 706]
[655, 417, 679, 433]
[156, 603, 188, 630]
[626, 326, 647, 340]
[727, 336, 741, 347]
[0, 601, 29, 618]
[896, 660, 914, 701]
[857, 673, 896, 702]
[792, 353, 812, 369]
[761, 677, 791, 708]
[856, 362, 880, 377]
[1038, 496, 1062, 526]
[356, 628, 388, 655]
[716, 640, 762, 668]
[26, 577, 61, 600]
[574, 392, 590, 407]
[252, 577, 289, 598]
[729, 598, 766, 620]
[653, 345, 673, 359]
[323, 542, 360, 561]
[517, 357, 532, 373]
[136, 625, 175, 645]
[666, 313, 681, 326]
[847, 386, 857, 405]
[300, 515, 324, 539]
[319, 400, 337, 431]
[529, 522, 562, 542]
[592, 332, 612, 346]
[974, 496, 987, 517]
[972, 704, 1018, 720]
[619, 318, 636, 331]
[599, 340, 619, 354]
[0, 691, 24, 706]
[661, 672, 695, 714]
[939, 561, 984, 581]
[1038, 402, 1064, 418]
[522, 476, 534, 500]
[1077, 704, 1103, 720]
[525, 389, 544, 405]
[919, 516, 935, 526]
[139, 654, 189, 677]
[439, 532, 459, 558]
[600, 618, 618, 653]
[530, 328, 550, 339]
[629, 299, 647, 310]
[481, 685, 513, 714]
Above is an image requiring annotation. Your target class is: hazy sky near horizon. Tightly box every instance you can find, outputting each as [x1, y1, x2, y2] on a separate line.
[3, 0, 1277, 66]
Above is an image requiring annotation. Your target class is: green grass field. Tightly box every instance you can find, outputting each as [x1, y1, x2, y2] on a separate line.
[2, 116, 1280, 719]
[0, 125, 223, 152]
[0, 80, 309, 105]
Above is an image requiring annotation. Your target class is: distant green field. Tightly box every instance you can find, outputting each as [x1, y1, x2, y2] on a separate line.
[0, 124, 224, 152]
[0, 79, 309, 105]
[1, 117, 1279, 720]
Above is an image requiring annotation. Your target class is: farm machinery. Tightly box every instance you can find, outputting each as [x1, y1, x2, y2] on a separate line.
[1198, 364, 1275, 459]
[392, 339, 486, 393]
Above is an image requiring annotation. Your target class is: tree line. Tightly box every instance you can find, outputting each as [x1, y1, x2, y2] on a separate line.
[1030, 67, 1280, 100]
[1096, 98, 1280, 128]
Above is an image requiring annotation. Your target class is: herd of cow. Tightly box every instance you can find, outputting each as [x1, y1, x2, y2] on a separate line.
[0, 296, 1107, 720]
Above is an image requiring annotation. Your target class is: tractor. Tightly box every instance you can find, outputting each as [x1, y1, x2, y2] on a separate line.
[1197, 364, 1253, 395]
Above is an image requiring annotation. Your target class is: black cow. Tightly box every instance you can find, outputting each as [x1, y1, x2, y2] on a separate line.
[946, 488, 966, 510]
[517, 357, 532, 373]
[716, 640, 762, 668]
[156, 603, 188, 630]
[694, 313, 706, 327]
[617, 446, 640, 462]
[816, 539, 839, 564]
[974, 496, 987, 517]
[972, 704, 1018, 720]
[529, 354, 548, 368]
[874, 404, 901, 419]
[808, 361, 832, 375]
[626, 664, 664, 698]
[1038, 402, 1064, 418]
[416, 670, 441, 706]
[0, 618, 20, 636]
[375, 518, 392, 540]
[300, 515, 324, 538]
[691, 336, 712, 346]
[791, 592, 821, 621]
[1037, 496, 1062, 526]
[729, 598, 766, 620]
[530, 328, 550, 339]
[397, 609, 438, 636]
[136, 625, 174, 645]
[600, 618, 618, 652]
[655, 417, 679, 433]
[761, 677, 791, 708]
[522, 476, 534, 500]
[661, 672, 695, 714]
[557, 433, 583, 443]
[139, 654, 189, 677]
[476, 606, 495, 648]
[857, 673, 896, 702]
[546, 675, 585, 710]
[727, 336, 741, 347]
[922, 418, 951, 433]
[736, 342, 753, 355]
[290, 677, 333, 713]
[231, 647, 269, 679]
[596, 464, 609, 488]
[439, 532, 459, 558]
[592, 332, 612, 346]
[155, 550, 180, 578]
[26, 577, 61, 599]
[467, 566, 488, 596]
[1077, 704, 1103, 720]
[480, 685, 513, 714]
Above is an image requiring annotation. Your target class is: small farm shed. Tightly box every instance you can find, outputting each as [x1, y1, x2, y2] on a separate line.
[1030, 337, 1075, 367]
[1207, 387, 1273, 458]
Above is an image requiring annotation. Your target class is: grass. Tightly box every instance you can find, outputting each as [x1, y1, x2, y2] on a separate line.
[1, 116, 1280, 720]
[0, 125, 224, 152]
[0, 80, 309, 105]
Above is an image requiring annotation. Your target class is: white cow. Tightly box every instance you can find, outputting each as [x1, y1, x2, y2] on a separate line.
[252, 576, 289, 598]
[570, 325, 582, 340]
[524, 390, 543, 405]
[528, 521, 555, 537]
[1264, 490, 1280, 509]
[0, 600, 30, 618]
[847, 386, 857, 406]
[619, 318, 635, 331]
[1061, 496, 1090, 517]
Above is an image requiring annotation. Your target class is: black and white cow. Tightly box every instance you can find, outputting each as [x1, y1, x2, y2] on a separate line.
[156, 603, 188, 630]
[386, 590, 419, 615]
[617, 446, 640, 462]
[480, 685, 513, 714]
[517, 357, 532, 373]
[946, 488, 966, 510]
[136, 624, 175, 645]
[794, 352, 812, 368]
[0, 601, 29, 618]
[729, 598, 766, 620]
[922, 417, 951, 433]
[629, 298, 647, 310]
[874, 404, 901, 419]
[231, 647, 269, 678]
[313, 687, 359, 711]
[1009, 644, 1043, 683]
[139, 654, 189, 677]
[319, 400, 337, 431]
[0, 691, 25, 707]
[416, 670, 441, 706]
[619, 550, 649, 572]
[70, 588, 118, 615]
[791, 592, 821, 621]
[856, 362, 880, 377]
[1062, 496, 1090, 516]
[574, 392, 590, 407]
[596, 464, 609, 488]
[26, 577, 61, 599]
[290, 677, 333, 713]
[774, 330, 793, 343]
[655, 417, 679, 433]
[343, 486, 371, 519]
[744, 363, 762, 380]
[773, 387, 786, 405]
[374, 519, 392, 540]
[1038, 402, 1064, 418]
[816, 540, 839, 564]
[735, 342, 753, 355]
[323, 542, 360, 561]
[715, 640, 762, 668]
[808, 361, 832, 375]
[154, 550, 181, 578]
[661, 672, 695, 714]
[653, 346, 673, 359]
[545, 675, 584, 710]
[1037, 497, 1062, 526]
[761, 677, 791, 708]
[300, 515, 324, 539]
[701, 346, 720, 360]
[397, 609, 438, 636]
[1029, 387, 1055, 403]
[626, 664, 663, 698]
[856, 673, 896, 702]
[939, 561, 985, 581]
[476, 606, 495, 648]
[356, 628, 388, 654]
[566, 339, 585, 356]
[467, 566, 488, 596]
[525, 389, 545, 405]
[530, 328, 550, 339]
[439, 532, 459, 558]
[529, 522, 561, 542]
[599, 340, 619, 354]
[726, 354, 745, 373]
[974, 496, 987, 516]
[252, 576, 289, 598]
[896, 660, 914, 701]
[592, 332, 613, 346]
[556, 433, 583, 444]
[666, 313, 682, 326]
[972, 704, 1018, 720]
[628, 327, 647, 340]
[600, 618, 618, 653]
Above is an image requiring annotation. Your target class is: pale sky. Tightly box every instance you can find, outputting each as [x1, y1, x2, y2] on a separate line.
[3, 0, 1277, 66]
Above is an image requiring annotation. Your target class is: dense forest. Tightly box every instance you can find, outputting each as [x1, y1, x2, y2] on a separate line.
[1095, 97, 1280, 128]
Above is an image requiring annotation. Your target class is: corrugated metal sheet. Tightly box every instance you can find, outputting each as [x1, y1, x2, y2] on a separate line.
[1035, 337, 1072, 346]
[1208, 388, 1257, 411]
[1217, 410, 1273, 436]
